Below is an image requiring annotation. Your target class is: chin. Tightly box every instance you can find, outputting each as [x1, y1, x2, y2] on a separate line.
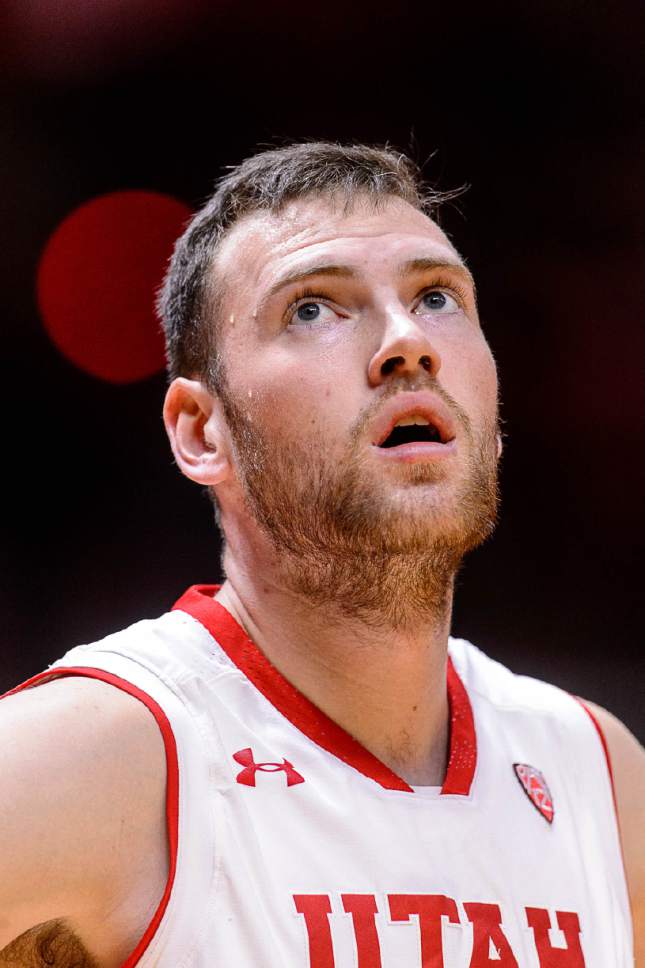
[371, 487, 497, 557]
[379, 481, 461, 519]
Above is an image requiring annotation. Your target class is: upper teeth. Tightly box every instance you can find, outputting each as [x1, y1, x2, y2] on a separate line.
[394, 416, 431, 427]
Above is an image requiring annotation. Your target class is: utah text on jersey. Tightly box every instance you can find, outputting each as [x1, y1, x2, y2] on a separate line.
[293, 893, 584, 966]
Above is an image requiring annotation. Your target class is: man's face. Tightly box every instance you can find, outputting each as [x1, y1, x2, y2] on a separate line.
[208, 192, 500, 621]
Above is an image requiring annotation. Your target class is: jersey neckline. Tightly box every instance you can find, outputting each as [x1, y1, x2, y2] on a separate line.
[173, 584, 477, 796]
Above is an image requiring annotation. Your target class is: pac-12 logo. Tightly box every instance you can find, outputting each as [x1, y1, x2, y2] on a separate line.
[513, 763, 554, 823]
[233, 747, 305, 787]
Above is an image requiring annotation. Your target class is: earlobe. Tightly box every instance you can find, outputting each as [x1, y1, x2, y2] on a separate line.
[163, 378, 229, 486]
[496, 433, 503, 459]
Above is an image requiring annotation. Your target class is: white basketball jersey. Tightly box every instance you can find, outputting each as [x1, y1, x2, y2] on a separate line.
[4, 584, 632, 967]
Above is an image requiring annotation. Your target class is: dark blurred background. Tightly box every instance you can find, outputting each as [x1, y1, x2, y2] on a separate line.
[1, 0, 643, 738]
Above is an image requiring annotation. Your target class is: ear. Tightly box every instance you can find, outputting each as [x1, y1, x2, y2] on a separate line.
[163, 378, 230, 486]
[496, 432, 503, 459]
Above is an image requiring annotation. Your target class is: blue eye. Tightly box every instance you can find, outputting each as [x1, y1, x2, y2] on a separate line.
[288, 295, 339, 327]
[426, 292, 446, 309]
[416, 290, 460, 315]
[295, 302, 322, 322]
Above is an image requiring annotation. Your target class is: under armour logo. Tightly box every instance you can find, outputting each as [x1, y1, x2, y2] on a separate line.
[233, 747, 305, 787]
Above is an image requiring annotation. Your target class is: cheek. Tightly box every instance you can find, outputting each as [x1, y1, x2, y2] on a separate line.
[240, 323, 366, 423]
[441, 333, 499, 420]
[471, 343, 498, 411]
[230, 349, 340, 444]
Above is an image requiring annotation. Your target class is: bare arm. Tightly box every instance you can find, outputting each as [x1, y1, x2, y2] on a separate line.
[0, 676, 168, 968]
[584, 701, 645, 967]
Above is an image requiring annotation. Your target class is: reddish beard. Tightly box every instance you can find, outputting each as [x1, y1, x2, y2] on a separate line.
[217, 382, 499, 631]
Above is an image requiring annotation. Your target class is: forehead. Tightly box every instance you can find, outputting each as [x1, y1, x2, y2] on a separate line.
[213, 193, 463, 301]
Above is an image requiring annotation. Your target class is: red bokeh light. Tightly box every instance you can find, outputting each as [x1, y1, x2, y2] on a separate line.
[37, 190, 191, 383]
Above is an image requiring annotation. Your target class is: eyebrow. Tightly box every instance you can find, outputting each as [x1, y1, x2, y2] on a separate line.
[262, 256, 475, 306]
[263, 264, 356, 304]
[398, 257, 475, 289]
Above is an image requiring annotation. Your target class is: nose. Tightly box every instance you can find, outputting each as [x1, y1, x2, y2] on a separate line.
[367, 304, 442, 385]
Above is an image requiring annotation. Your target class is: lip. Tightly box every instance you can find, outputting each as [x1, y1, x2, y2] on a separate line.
[369, 391, 458, 450]
[372, 438, 457, 462]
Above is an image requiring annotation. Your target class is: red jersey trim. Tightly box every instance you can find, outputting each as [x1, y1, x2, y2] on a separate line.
[575, 697, 627, 872]
[0, 666, 179, 968]
[575, 698, 617, 811]
[173, 583, 477, 796]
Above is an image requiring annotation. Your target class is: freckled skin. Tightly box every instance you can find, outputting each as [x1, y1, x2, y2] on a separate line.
[163, 199, 645, 946]
[164, 191, 501, 785]
[2, 189, 643, 968]
[215, 197, 497, 451]
[207, 194, 500, 631]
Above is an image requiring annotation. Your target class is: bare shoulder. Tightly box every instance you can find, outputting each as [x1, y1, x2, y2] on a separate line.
[583, 700, 645, 964]
[0, 675, 169, 965]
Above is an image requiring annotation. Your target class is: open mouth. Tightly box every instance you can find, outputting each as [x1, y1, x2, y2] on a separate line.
[378, 423, 443, 448]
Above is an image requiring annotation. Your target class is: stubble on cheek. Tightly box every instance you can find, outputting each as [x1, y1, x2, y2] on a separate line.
[218, 377, 500, 626]
[219, 357, 499, 543]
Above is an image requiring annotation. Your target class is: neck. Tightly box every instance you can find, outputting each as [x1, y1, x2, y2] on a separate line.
[214, 549, 455, 786]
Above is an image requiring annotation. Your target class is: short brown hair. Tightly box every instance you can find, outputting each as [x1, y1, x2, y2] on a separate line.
[157, 140, 461, 392]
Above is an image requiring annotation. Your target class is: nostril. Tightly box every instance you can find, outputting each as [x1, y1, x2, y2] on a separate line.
[381, 356, 405, 377]
[420, 355, 432, 371]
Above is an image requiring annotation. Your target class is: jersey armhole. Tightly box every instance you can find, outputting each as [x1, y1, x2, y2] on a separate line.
[574, 695, 628, 881]
[574, 697, 617, 808]
[1, 665, 179, 968]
